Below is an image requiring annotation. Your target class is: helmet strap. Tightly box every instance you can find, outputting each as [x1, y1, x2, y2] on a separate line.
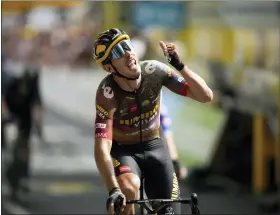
[111, 64, 139, 81]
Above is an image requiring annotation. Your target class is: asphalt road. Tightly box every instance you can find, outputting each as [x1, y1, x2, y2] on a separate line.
[1, 107, 268, 214]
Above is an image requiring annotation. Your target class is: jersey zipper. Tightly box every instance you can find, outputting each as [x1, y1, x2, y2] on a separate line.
[135, 89, 145, 210]
[135, 90, 142, 144]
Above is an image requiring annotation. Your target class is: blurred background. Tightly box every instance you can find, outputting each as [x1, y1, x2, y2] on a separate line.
[1, 1, 280, 214]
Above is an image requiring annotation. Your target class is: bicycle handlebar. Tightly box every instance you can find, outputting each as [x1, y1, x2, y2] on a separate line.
[114, 193, 200, 215]
[127, 198, 192, 204]
[127, 192, 198, 204]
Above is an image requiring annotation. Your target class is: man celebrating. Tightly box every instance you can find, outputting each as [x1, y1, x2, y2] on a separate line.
[93, 28, 213, 215]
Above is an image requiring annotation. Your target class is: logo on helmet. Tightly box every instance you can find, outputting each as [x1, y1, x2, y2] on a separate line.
[96, 45, 106, 55]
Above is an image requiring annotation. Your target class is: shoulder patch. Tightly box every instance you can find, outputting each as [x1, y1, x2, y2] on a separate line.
[102, 84, 114, 99]
[143, 60, 158, 74]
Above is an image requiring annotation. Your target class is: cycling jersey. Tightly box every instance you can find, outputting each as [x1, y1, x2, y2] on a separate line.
[95, 60, 188, 144]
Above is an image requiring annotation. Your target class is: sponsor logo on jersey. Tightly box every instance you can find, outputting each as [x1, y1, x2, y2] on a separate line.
[112, 157, 120, 167]
[130, 104, 137, 112]
[126, 96, 135, 100]
[95, 123, 106, 129]
[120, 108, 128, 116]
[102, 84, 114, 99]
[168, 71, 172, 78]
[95, 133, 108, 139]
[120, 105, 159, 126]
[144, 61, 157, 74]
[124, 123, 159, 136]
[142, 100, 150, 107]
[178, 77, 184, 82]
[171, 173, 179, 200]
[152, 95, 160, 104]
[119, 166, 131, 173]
[96, 105, 109, 116]
[148, 89, 157, 100]
[97, 110, 105, 119]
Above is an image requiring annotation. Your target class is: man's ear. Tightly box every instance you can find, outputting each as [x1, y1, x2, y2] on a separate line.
[102, 64, 114, 73]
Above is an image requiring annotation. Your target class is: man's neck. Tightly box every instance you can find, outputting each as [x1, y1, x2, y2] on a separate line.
[113, 74, 142, 92]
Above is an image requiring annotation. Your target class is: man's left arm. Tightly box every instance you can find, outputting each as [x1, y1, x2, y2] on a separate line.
[159, 41, 213, 103]
[179, 66, 213, 103]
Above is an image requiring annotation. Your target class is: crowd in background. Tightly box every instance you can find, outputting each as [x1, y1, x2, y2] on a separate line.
[2, 22, 169, 70]
[2, 22, 96, 68]
[2, 2, 279, 74]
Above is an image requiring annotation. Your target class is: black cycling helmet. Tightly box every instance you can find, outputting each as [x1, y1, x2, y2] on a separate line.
[93, 28, 130, 65]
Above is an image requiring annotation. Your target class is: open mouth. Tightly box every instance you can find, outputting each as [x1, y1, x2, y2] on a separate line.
[127, 59, 136, 69]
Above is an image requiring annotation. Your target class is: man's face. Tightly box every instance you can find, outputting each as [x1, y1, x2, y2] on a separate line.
[110, 40, 141, 79]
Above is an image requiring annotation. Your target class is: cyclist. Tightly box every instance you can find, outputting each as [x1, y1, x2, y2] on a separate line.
[160, 102, 187, 181]
[93, 28, 213, 215]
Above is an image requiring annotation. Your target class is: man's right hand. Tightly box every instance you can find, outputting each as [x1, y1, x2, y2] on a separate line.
[106, 187, 126, 215]
[159, 41, 185, 72]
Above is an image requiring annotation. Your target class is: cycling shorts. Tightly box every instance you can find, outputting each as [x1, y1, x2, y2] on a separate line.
[111, 136, 181, 214]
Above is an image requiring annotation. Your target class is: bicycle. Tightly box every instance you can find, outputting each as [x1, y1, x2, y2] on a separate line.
[114, 174, 200, 215]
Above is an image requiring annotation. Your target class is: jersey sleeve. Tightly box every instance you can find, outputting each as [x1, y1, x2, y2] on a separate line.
[94, 81, 116, 140]
[155, 61, 188, 97]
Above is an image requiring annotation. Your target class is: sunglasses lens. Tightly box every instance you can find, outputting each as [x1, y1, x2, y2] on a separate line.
[111, 40, 134, 59]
